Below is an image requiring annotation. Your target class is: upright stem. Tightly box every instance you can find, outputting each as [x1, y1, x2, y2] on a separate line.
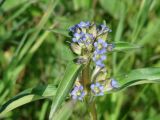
[81, 61, 97, 120]
[89, 101, 97, 120]
[81, 62, 90, 90]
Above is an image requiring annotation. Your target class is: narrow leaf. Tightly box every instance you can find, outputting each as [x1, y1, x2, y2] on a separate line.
[113, 68, 160, 92]
[49, 61, 82, 119]
[113, 42, 140, 52]
[52, 101, 75, 120]
[0, 84, 57, 116]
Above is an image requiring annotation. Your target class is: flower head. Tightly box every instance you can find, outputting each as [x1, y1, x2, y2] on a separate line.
[68, 22, 121, 99]
[90, 82, 104, 96]
[70, 85, 86, 100]
[69, 21, 112, 68]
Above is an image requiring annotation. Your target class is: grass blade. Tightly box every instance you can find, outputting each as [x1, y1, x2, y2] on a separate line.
[113, 42, 140, 52]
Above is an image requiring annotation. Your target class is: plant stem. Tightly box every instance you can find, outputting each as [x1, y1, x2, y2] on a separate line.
[81, 61, 97, 120]
[89, 101, 97, 120]
[81, 62, 90, 90]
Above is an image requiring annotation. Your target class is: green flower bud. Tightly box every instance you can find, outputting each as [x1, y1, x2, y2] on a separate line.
[91, 67, 107, 82]
[70, 43, 82, 55]
[97, 32, 108, 41]
[95, 68, 107, 82]
[88, 23, 97, 38]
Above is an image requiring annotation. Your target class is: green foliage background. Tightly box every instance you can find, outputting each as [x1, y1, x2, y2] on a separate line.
[0, 0, 160, 119]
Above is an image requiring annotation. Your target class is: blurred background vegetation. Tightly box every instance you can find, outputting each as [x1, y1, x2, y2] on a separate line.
[0, 0, 160, 119]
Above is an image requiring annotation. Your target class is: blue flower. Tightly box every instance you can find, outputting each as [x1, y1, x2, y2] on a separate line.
[69, 24, 79, 33]
[110, 79, 119, 88]
[78, 21, 91, 28]
[101, 24, 112, 32]
[97, 24, 112, 35]
[72, 32, 94, 47]
[94, 39, 108, 54]
[90, 82, 104, 96]
[100, 24, 112, 32]
[82, 33, 94, 45]
[92, 51, 106, 67]
[72, 32, 84, 43]
[70, 85, 86, 100]
[69, 21, 91, 33]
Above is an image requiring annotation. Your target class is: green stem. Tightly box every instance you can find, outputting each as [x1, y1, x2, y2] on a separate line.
[81, 61, 97, 120]
[89, 101, 97, 120]
[81, 63, 90, 90]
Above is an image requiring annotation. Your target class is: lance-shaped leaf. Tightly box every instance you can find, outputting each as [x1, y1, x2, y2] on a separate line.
[49, 61, 82, 119]
[52, 101, 75, 120]
[113, 42, 141, 52]
[0, 84, 57, 116]
[108, 68, 160, 93]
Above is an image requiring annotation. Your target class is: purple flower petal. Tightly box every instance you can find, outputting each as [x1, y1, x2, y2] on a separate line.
[70, 85, 86, 101]
[98, 92, 104, 96]
[79, 86, 83, 90]
[72, 38, 77, 42]
[111, 79, 119, 88]
[99, 86, 104, 91]
[91, 84, 95, 89]
[78, 21, 91, 28]
[95, 82, 100, 87]
[90, 82, 105, 96]
[101, 55, 106, 60]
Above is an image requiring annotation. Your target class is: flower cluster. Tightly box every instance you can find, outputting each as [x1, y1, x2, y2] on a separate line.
[69, 21, 113, 67]
[70, 78, 119, 100]
[69, 21, 118, 101]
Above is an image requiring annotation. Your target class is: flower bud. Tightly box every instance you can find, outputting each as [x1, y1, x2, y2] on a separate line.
[70, 43, 81, 55]
[97, 32, 108, 41]
[107, 44, 114, 52]
[88, 23, 97, 38]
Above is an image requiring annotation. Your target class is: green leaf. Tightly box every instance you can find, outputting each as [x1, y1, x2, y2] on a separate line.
[49, 61, 82, 119]
[113, 42, 140, 52]
[52, 101, 75, 120]
[114, 68, 160, 91]
[0, 84, 57, 116]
